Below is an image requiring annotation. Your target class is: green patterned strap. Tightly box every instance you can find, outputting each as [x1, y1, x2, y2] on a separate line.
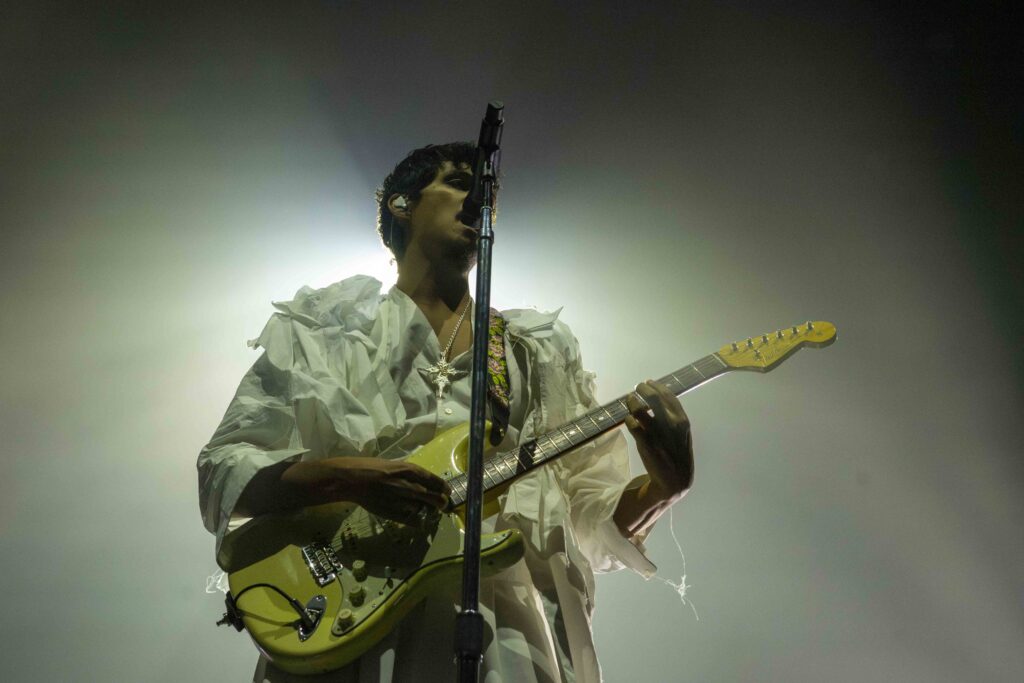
[487, 309, 511, 444]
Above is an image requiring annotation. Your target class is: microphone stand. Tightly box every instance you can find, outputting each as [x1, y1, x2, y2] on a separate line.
[454, 101, 504, 683]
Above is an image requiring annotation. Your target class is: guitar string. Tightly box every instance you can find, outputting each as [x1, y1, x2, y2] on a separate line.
[445, 359, 723, 505]
[446, 400, 624, 505]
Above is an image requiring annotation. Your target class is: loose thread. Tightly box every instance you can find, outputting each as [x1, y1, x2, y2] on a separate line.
[652, 505, 699, 621]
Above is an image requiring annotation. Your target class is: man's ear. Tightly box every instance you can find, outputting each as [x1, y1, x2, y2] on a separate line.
[387, 193, 413, 222]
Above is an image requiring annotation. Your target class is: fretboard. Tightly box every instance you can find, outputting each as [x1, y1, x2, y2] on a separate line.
[448, 353, 729, 507]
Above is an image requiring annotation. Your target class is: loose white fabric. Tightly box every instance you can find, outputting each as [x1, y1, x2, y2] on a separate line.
[197, 275, 656, 682]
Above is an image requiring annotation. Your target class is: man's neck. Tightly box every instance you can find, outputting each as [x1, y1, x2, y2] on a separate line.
[395, 259, 470, 319]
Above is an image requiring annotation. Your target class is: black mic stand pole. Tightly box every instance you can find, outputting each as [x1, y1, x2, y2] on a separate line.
[454, 101, 504, 683]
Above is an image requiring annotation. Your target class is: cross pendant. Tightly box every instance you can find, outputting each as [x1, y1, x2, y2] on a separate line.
[424, 358, 455, 399]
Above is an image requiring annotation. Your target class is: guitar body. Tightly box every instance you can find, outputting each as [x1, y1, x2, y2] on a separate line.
[221, 422, 524, 676]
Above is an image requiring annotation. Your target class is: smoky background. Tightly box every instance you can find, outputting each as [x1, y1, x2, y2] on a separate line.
[1, 2, 1021, 681]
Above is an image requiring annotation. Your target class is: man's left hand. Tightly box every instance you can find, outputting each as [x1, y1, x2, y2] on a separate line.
[624, 380, 695, 503]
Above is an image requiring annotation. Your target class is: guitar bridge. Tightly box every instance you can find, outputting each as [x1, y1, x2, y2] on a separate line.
[301, 542, 341, 587]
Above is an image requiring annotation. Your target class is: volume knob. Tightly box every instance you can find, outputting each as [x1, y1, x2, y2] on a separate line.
[351, 559, 367, 582]
[332, 609, 355, 636]
[348, 586, 366, 607]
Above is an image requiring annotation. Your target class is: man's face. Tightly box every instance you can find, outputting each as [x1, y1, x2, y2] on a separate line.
[399, 161, 478, 267]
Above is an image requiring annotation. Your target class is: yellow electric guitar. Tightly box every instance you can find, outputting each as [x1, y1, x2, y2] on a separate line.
[216, 321, 837, 675]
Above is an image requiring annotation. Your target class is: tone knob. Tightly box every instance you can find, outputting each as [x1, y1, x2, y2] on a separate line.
[348, 586, 366, 607]
[351, 559, 367, 582]
[332, 609, 355, 636]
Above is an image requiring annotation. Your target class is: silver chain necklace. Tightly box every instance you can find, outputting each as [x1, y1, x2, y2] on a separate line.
[422, 297, 471, 399]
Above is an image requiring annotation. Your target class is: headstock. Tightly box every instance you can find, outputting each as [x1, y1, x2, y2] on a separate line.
[717, 321, 837, 372]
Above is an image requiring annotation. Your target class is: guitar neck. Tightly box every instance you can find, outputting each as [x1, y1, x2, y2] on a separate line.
[447, 353, 729, 507]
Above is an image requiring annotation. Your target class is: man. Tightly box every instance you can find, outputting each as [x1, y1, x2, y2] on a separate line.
[198, 142, 694, 682]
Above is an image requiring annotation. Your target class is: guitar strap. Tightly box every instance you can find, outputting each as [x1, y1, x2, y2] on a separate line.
[486, 308, 511, 445]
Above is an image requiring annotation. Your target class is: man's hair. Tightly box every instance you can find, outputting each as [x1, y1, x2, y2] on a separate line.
[375, 142, 476, 260]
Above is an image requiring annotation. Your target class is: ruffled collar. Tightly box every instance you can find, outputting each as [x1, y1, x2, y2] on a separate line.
[267, 273, 563, 340]
[268, 275, 384, 333]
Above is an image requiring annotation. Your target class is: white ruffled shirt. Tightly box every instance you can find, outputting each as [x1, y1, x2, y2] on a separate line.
[197, 275, 655, 682]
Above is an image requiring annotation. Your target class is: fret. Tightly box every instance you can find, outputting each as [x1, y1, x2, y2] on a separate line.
[564, 423, 580, 441]
[561, 427, 578, 447]
[450, 478, 467, 506]
[503, 452, 520, 478]
[487, 456, 505, 482]
[538, 434, 560, 460]
[666, 371, 683, 391]
[581, 416, 599, 437]
[482, 464, 499, 489]
[492, 453, 515, 482]
[546, 430, 567, 452]
[704, 355, 727, 374]
[611, 399, 629, 420]
[599, 408, 616, 427]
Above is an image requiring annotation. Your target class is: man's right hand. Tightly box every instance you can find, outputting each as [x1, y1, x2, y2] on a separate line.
[280, 457, 452, 523]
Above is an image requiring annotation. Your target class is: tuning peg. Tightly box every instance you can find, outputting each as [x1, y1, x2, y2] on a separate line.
[747, 338, 754, 348]
[731, 342, 739, 351]
[806, 321, 814, 330]
[761, 334, 769, 344]
[776, 330, 784, 339]
[791, 326, 798, 335]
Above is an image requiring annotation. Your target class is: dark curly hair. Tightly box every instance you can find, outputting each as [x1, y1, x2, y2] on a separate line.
[375, 142, 477, 260]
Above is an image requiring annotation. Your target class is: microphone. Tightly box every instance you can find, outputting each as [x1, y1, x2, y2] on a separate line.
[457, 102, 503, 227]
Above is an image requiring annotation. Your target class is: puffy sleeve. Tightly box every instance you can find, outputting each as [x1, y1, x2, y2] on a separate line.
[196, 353, 309, 553]
[540, 320, 657, 578]
[197, 275, 400, 556]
